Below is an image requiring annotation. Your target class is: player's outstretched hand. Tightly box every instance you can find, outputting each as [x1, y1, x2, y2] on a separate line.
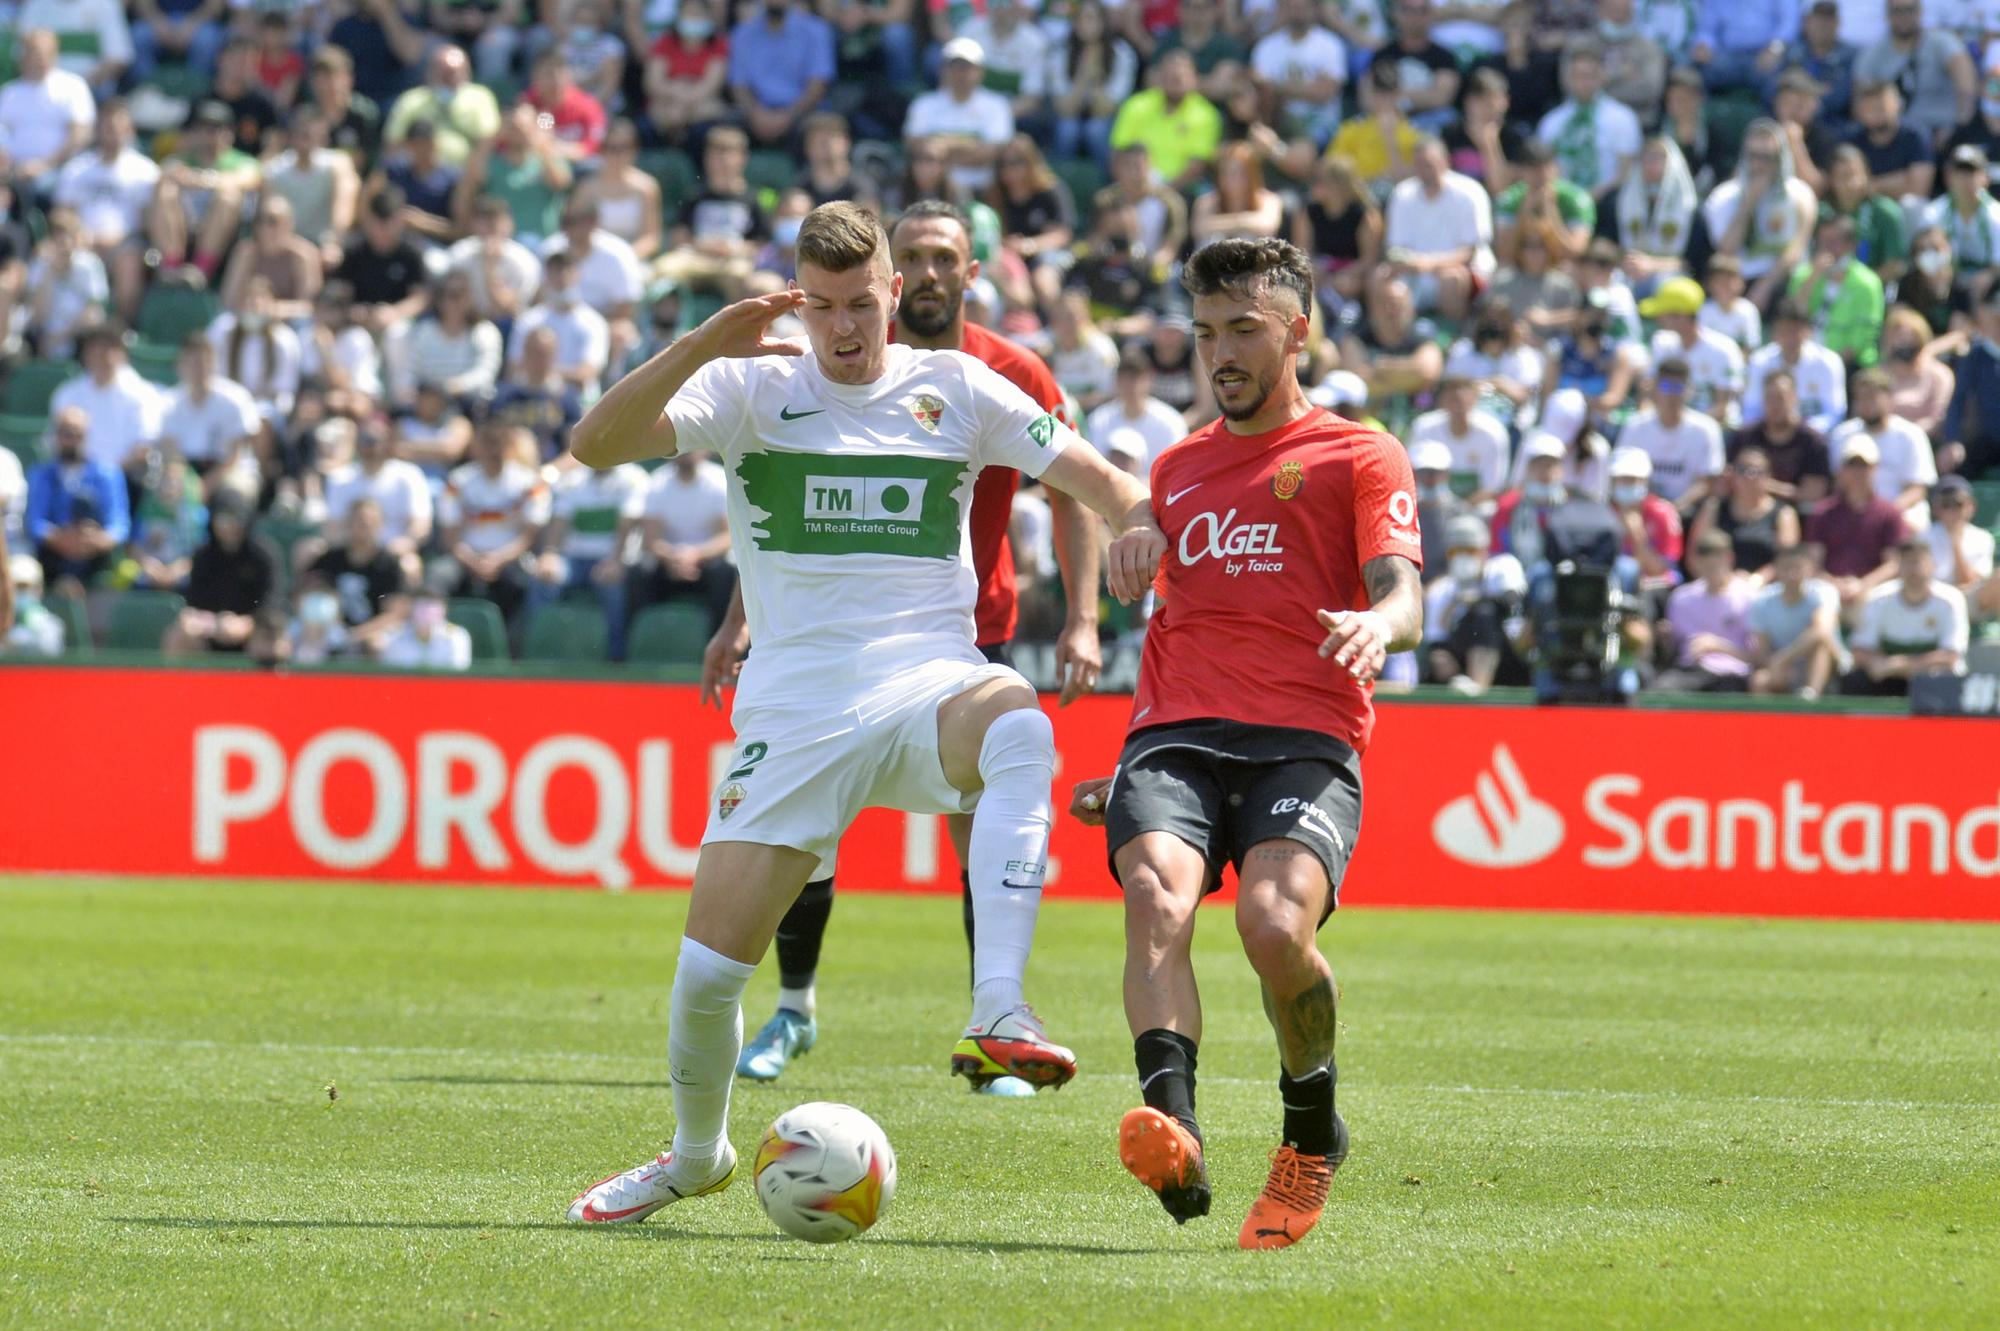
[1317, 608, 1391, 683]
[1069, 776, 1114, 826]
[1105, 524, 1167, 604]
[696, 289, 809, 360]
[699, 618, 752, 709]
[1053, 618, 1103, 706]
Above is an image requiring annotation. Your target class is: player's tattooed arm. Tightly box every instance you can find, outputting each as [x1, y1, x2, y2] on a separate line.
[1316, 554, 1423, 681]
[1361, 554, 1424, 654]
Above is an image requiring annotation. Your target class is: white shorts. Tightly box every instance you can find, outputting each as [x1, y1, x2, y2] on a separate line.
[703, 655, 1025, 878]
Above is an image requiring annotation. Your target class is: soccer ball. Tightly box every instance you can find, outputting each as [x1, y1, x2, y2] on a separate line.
[753, 1102, 898, 1243]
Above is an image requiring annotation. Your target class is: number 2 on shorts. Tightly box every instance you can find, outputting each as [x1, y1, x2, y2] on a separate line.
[728, 741, 769, 781]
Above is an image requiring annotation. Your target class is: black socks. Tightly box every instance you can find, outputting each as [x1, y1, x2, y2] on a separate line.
[774, 877, 835, 990]
[1279, 1063, 1339, 1156]
[1134, 1028, 1202, 1145]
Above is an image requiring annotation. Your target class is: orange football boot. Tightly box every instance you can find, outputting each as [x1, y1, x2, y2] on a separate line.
[1237, 1113, 1349, 1250]
[1118, 1107, 1211, 1223]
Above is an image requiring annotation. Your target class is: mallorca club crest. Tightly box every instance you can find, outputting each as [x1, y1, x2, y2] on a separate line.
[908, 394, 946, 434]
[1272, 459, 1305, 501]
[718, 782, 747, 821]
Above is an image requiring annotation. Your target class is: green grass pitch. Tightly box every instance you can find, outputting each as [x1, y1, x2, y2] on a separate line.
[3, 877, 1997, 1329]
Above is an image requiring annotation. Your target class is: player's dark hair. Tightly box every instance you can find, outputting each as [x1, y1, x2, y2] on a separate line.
[1181, 237, 1314, 318]
[892, 198, 972, 244]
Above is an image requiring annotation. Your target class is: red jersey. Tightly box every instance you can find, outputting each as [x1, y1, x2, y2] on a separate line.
[523, 85, 607, 156]
[1130, 408, 1422, 755]
[948, 322, 1068, 646]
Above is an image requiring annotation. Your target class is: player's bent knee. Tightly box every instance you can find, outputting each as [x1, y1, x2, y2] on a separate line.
[1121, 864, 1199, 933]
[976, 705, 1055, 785]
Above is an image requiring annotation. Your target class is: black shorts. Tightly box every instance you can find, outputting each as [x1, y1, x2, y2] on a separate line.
[979, 640, 1013, 667]
[1104, 719, 1363, 920]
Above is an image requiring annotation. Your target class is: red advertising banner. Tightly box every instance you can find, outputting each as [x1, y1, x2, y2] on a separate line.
[1, 666, 1995, 918]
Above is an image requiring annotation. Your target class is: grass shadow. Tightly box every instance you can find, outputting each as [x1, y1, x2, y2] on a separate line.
[390, 1074, 672, 1090]
[104, 1216, 1156, 1255]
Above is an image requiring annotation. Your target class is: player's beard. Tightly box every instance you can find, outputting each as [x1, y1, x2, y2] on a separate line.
[1213, 362, 1280, 423]
[898, 280, 962, 340]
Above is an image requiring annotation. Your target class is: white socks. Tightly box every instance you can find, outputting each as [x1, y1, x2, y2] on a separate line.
[667, 935, 756, 1169]
[965, 708, 1055, 1029]
[777, 984, 815, 1017]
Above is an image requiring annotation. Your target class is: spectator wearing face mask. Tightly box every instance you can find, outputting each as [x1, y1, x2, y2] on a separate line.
[1605, 447, 1683, 593]
[4, 552, 64, 657]
[508, 252, 612, 395]
[1409, 440, 1468, 585]
[1422, 512, 1531, 693]
[1878, 307, 1954, 439]
[1843, 537, 1968, 696]
[1748, 543, 1842, 699]
[307, 495, 412, 656]
[286, 576, 349, 665]
[380, 586, 473, 671]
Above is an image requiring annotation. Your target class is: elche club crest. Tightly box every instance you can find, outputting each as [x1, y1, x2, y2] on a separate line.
[718, 782, 747, 821]
[908, 394, 946, 434]
[1272, 459, 1304, 501]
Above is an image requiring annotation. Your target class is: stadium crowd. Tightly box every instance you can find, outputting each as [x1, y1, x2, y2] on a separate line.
[2, 0, 1999, 698]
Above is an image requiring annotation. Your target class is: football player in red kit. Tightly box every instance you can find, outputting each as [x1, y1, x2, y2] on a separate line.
[1072, 237, 1425, 1249]
[703, 201, 1106, 1095]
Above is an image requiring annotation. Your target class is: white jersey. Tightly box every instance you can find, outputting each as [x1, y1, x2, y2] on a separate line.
[666, 342, 1076, 710]
[440, 461, 550, 555]
[550, 461, 648, 563]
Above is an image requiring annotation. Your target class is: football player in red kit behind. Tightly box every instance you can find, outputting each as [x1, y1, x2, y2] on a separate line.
[1072, 237, 1425, 1250]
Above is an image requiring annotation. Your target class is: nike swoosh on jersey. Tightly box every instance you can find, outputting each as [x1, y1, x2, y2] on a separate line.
[1165, 484, 1203, 505]
[779, 406, 825, 420]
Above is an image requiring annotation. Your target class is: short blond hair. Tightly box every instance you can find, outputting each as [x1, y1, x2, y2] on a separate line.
[797, 201, 889, 275]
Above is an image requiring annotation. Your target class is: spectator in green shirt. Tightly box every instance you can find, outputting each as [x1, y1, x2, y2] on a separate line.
[383, 45, 504, 168]
[146, 99, 263, 282]
[1788, 213, 1885, 369]
[1493, 141, 1596, 264]
[454, 104, 574, 247]
[1822, 144, 1909, 286]
[1108, 50, 1222, 191]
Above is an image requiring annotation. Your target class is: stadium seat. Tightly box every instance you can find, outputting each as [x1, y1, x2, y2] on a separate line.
[1, 357, 79, 424]
[1971, 479, 2000, 530]
[625, 601, 711, 666]
[0, 420, 47, 466]
[521, 602, 610, 662]
[130, 341, 181, 386]
[747, 149, 798, 201]
[640, 147, 699, 218]
[104, 590, 187, 652]
[1053, 158, 1106, 231]
[447, 597, 510, 661]
[135, 283, 219, 346]
[45, 592, 91, 655]
[1705, 93, 1763, 176]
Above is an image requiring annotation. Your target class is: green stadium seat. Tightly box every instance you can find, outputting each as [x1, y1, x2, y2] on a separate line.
[447, 597, 510, 661]
[135, 283, 219, 346]
[45, 592, 91, 655]
[625, 601, 711, 666]
[130, 340, 181, 386]
[1053, 158, 1106, 230]
[681, 290, 726, 329]
[1705, 93, 1763, 176]
[1971, 478, 2000, 530]
[747, 149, 799, 199]
[105, 589, 187, 651]
[144, 62, 211, 104]
[640, 148, 699, 218]
[521, 601, 609, 662]
[0, 359, 79, 449]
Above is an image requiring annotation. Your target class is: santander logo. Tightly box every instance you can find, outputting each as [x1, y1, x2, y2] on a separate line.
[1433, 744, 1566, 869]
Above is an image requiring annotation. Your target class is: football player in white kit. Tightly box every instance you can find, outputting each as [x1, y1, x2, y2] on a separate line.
[565, 202, 1166, 1223]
